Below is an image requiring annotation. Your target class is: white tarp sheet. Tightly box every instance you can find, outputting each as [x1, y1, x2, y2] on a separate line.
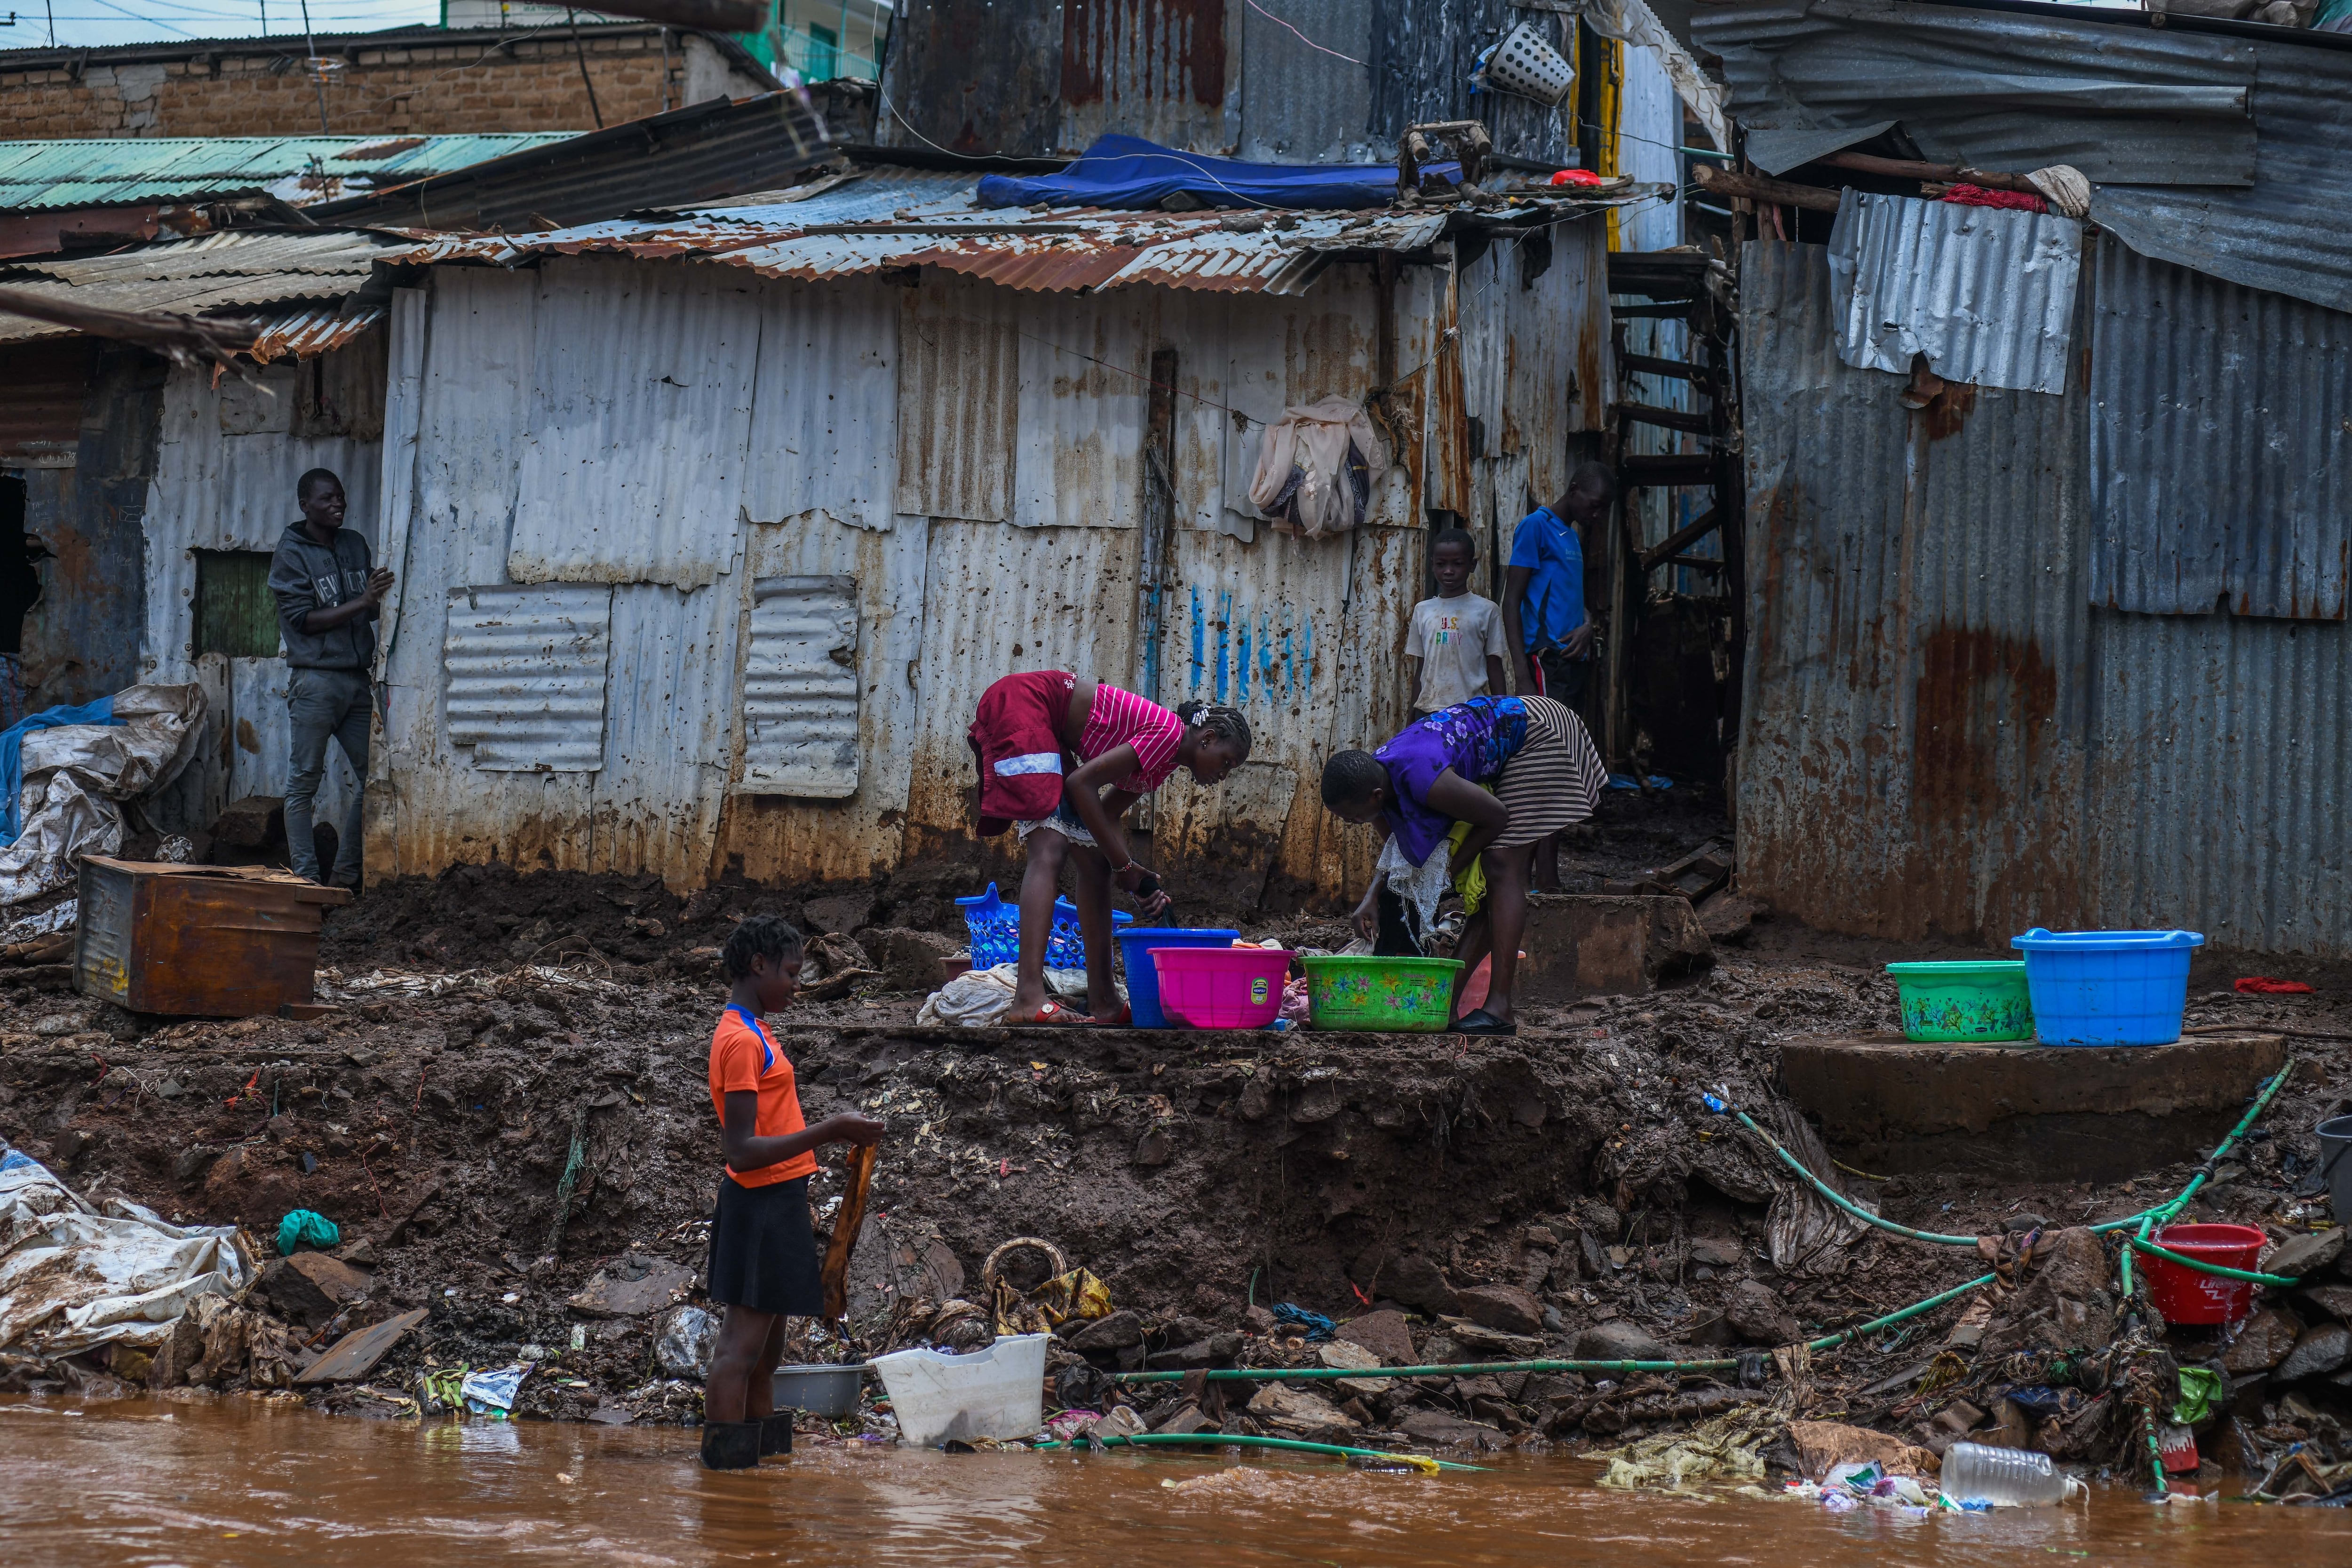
[0, 1145, 249, 1357]
[0, 684, 207, 907]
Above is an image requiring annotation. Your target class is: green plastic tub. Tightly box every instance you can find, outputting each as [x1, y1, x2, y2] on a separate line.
[1884, 960, 2035, 1043]
[1301, 955, 1464, 1032]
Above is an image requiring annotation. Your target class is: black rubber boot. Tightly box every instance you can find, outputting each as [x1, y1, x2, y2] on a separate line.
[759, 1414, 793, 1457]
[699, 1419, 762, 1471]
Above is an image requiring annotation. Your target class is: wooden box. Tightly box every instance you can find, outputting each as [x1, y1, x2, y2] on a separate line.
[74, 857, 350, 1017]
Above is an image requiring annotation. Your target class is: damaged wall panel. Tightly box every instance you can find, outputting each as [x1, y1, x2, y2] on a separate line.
[742, 277, 898, 534]
[1058, 0, 1236, 157]
[895, 275, 1018, 524]
[736, 575, 861, 798]
[442, 584, 614, 772]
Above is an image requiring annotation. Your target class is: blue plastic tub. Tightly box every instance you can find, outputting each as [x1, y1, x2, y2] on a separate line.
[2010, 928, 2205, 1046]
[954, 883, 1131, 971]
[1114, 927, 1239, 1029]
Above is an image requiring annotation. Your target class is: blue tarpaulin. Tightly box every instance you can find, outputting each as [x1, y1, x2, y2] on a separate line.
[0, 697, 118, 846]
[976, 134, 1452, 212]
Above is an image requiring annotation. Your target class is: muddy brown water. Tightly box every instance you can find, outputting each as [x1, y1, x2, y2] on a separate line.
[3, 1398, 2346, 1566]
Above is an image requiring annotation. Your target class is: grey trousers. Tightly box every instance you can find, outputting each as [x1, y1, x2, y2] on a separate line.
[285, 666, 373, 883]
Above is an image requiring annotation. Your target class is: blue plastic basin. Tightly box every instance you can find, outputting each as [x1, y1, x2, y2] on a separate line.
[2010, 928, 2205, 1046]
[1114, 927, 1238, 1029]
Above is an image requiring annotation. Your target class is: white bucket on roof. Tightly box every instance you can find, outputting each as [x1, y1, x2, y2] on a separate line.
[1476, 22, 1575, 108]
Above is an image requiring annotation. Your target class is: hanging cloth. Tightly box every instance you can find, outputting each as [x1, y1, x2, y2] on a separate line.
[1247, 396, 1391, 538]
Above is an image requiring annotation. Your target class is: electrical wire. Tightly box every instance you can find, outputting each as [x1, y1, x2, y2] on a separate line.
[1240, 0, 1364, 65]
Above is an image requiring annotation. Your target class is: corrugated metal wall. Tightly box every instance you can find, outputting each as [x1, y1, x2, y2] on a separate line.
[2087, 241, 2351, 621]
[140, 351, 380, 839]
[346, 239, 1605, 895]
[1738, 236, 2352, 957]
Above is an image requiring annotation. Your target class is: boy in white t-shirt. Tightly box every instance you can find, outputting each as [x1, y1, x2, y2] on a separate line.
[1404, 528, 1511, 721]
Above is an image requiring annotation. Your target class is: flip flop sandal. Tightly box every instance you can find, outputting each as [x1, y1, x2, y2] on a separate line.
[1452, 1008, 1518, 1037]
[1089, 1003, 1132, 1027]
[1001, 999, 1085, 1027]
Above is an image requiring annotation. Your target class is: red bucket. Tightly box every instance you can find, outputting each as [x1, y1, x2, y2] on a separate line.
[2140, 1223, 2265, 1324]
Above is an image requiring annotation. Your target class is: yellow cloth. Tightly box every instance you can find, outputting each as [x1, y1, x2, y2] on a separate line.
[1447, 820, 1486, 915]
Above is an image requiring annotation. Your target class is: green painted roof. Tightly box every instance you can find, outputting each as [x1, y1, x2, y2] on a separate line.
[0, 133, 575, 212]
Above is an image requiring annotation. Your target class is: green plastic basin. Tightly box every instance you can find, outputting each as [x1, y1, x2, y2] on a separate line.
[1884, 960, 2034, 1043]
[1300, 955, 1464, 1032]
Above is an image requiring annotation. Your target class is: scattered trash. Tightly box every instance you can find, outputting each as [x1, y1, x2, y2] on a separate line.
[1272, 1303, 1337, 1342]
[916, 963, 1020, 1029]
[0, 899, 74, 945]
[276, 1210, 340, 1257]
[653, 1305, 717, 1378]
[460, 1364, 528, 1414]
[984, 1237, 1113, 1336]
[1940, 1441, 2074, 1507]
[2235, 977, 2315, 995]
[2171, 1367, 2224, 1425]
[1597, 1408, 1778, 1491]
[0, 685, 206, 905]
[870, 1332, 1050, 1449]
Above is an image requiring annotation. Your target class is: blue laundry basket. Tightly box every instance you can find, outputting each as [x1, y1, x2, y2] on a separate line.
[2010, 928, 2204, 1046]
[954, 883, 1131, 971]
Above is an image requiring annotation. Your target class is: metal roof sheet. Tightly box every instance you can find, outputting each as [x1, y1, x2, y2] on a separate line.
[247, 304, 387, 363]
[0, 230, 402, 346]
[0, 135, 572, 213]
[407, 181, 1591, 296]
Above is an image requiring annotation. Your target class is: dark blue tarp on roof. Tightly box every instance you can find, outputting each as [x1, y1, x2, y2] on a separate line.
[975, 134, 1451, 211]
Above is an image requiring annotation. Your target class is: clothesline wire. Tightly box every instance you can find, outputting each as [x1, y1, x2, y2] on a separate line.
[1240, 0, 1367, 65]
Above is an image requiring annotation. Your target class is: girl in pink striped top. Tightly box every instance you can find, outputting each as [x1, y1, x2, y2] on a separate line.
[967, 671, 1252, 1024]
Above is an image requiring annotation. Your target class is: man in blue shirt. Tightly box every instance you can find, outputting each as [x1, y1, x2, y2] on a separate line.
[1502, 462, 1612, 891]
[1502, 462, 1612, 708]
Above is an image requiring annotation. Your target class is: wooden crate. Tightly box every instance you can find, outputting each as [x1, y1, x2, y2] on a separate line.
[74, 857, 350, 1017]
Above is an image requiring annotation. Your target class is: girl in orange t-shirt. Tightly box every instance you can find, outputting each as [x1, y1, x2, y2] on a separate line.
[699, 914, 882, 1471]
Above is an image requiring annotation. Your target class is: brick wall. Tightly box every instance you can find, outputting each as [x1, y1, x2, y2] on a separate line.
[0, 31, 763, 140]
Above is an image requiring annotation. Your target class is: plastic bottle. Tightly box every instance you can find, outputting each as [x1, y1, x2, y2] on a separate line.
[1940, 1442, 2071, 1507]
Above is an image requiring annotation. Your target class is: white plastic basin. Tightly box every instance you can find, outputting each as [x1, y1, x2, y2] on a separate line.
[869, 1333, 1049, 1448]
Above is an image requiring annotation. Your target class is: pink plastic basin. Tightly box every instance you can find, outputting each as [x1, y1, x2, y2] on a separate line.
[1152, 945, 1293, 1029]
[2142, 1223, 2265, 1324]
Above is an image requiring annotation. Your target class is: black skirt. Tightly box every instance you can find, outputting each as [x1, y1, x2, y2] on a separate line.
[707, 1173, 825, 1317]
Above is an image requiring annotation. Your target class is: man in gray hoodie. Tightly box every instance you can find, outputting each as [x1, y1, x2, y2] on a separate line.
[268, 468, 392, 887]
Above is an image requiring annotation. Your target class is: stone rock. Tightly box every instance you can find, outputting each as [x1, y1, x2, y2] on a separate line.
[1243, 1305, 1276, 1336]
[803, 893, 876, 936]
[1725, 1280, 1802, 1346]
[1930, 1399, 1987, 1437]
[336, 1238, 378, 1269]
[1335, 1308, 1417, 1367]
[1152, 1402, 1215, 1436]
[1132, 1127, 1173, 1167]
[1439, 1317, 1545, 1357]
[1160, 1315, 1219, 1347]
[146, 1315, 205, 1389]
[1317, 1340, 1395, 1395]
[1696, 891, 1767, 945]
[1981, 1227, 2116, 1356]
[1289, 1080, 1343, 1124]
[1247, 1382, 1356, 1437]
[2296, 1284, 2352, 1324]
[1066, 1310, 1144, 1353]
[1395, 1409, 1509, 1450]
[2222, 1308, 2303, 1374]
[50, 1127, 92, 1168]
[855, 926, 964, 992]
[1519, 894, 1713, 1000]
[260, 1252, 373, 1328]
[1788, 1419, 1941, 1480]
[1688, 1236, 1744, 1269]
[567, 1255, 695, 1319]
[1573, 1321, 1672, 1363]
[1237, 1079, 1273, 1122]
[1152, 1333, 1242, 1369]
[1456, 1283, 1544, 1337]
[1377, 1253, 1460, 1316]
[2275, 1323, 2352, 1383]
[210, 795, 285, 851]
[2264, 1229, 2345, 1281]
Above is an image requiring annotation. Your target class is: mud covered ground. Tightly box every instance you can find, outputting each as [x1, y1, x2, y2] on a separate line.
[3, 791, 2349, 1474]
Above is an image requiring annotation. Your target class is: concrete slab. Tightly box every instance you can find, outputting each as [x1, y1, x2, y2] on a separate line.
[1518, 894, 1712, 1001]
[1778, 1031, 2288, 1182]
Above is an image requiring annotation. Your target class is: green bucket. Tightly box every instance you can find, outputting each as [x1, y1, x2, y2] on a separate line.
[1884, 960, 2034, 1043]
[1300, 955, 1464, 1032]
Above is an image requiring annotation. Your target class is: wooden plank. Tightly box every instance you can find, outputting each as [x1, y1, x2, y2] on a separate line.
[1692, 164, 1841, 214]
[1817, 149, 2039, 195]
[296, 1307, 429, 1385]
[1641, 507, 1724, 572]
[1621, 453, 1719, 486]
[1617, 352, 1718, 389]
[1616, 402, 1715, 436]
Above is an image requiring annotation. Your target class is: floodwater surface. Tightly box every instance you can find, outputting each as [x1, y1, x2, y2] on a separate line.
[2, 1396, 2346, 1566]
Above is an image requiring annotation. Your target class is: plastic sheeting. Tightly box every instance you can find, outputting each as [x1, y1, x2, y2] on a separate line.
[0, 1145, 249, 1358]
[977, 135, 1450, 211]
[0, 684, 207, 907]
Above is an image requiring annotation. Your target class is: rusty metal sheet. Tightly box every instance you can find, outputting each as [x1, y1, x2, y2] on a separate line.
[1736, 237, 2094, 947]
[247, 305, 387, 364]
[738, 575, 861, 798]
[0, 231, 400, 346]
[1058, 0, 1236, 156]
[895, 275, 1020, 522]
[875, 0, 1070, 155]
[74, 857, 344, 1018]
[2087, 239, 2351, 622]
[442, 584, 615, 772]
[0, 133, 568, 212]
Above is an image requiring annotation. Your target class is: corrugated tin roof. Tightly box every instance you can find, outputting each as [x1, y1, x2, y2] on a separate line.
[1693, 0, 2352, 317]
[405, 164, 1622, 295]
[1827, 190, 2081, 396]
[0, 230, 402, 346]
[247, 304, 386, 363]
[0, 135, 573, 213]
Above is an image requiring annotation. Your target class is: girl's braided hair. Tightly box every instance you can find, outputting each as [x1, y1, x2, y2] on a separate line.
[1174, 699, 1252, 760]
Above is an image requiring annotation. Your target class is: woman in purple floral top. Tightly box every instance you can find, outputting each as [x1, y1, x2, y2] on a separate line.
[1320, 694, 1606, 1035]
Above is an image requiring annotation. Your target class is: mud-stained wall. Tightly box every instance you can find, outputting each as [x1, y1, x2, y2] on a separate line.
[358, 237, 1607, 898]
